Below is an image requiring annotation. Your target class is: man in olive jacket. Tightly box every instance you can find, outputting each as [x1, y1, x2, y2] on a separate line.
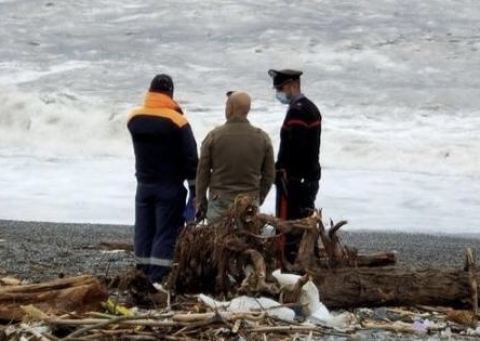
[196, 91, 275, 222]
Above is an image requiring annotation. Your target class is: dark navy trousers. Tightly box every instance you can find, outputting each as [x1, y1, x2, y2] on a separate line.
[134, 181, 187, 282]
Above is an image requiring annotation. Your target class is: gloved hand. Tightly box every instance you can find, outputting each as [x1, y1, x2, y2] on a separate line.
[303, 180, 319, 203]
[275, 169, 287, 184]
[195, 201, 207, 222]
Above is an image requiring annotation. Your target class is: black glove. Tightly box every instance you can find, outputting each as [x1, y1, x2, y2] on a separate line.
[303, 180, 319, 203]
[195, 205, 207, 221]
[275, 169, 287, 184]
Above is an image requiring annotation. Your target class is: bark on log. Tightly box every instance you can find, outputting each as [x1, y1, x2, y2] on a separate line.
[313, 265, 476, 309]
[0, 275, 108, 321]
[356, 252, 397, 267]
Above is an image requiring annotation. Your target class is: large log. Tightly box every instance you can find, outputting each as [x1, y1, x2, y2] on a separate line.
[0, 275, 108, 321]
[313, 265, 475, 309]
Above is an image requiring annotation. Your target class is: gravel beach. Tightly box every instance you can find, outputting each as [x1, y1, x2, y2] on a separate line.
[0, 220, 135, 282]
[3, 220, 480, 340]
[2, 219, 480, 282]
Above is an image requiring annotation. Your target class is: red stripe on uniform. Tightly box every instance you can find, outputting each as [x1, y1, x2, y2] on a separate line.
[283, 119, 321, 130]
[277, 195, 289, 268]
[279, 195, 288, 219]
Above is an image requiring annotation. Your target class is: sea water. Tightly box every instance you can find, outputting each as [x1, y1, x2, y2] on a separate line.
[0, 0, 479, 233]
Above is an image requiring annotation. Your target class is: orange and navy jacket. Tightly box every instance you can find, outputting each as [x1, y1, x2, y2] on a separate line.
[127, 92, 198, 185]
[277, 94, 322, 181]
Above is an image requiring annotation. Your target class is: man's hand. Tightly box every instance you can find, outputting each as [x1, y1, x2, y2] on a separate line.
[303, 180, 319, 202]
[195, 209, 206, 221]
[195, 201, 207, 222]
[275, 169, 287, 184]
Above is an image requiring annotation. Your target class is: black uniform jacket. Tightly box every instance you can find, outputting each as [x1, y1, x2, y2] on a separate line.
[277, 94, 321, 181]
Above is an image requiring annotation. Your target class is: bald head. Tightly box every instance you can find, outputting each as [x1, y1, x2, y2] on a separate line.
[225, 91, 251, 119]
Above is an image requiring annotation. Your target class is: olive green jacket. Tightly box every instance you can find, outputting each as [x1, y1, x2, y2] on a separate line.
[196, 116, 275, 209]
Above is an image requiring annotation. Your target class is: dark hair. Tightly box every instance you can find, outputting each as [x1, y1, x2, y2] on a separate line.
[149, 74, 174, 94]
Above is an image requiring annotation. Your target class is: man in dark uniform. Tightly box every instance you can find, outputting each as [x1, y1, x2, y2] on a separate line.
[127, 74, 198, 283]
[268, 69, 322, 266]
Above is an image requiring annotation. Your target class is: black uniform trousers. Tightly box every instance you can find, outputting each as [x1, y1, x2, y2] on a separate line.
[275, 178, 319, 265]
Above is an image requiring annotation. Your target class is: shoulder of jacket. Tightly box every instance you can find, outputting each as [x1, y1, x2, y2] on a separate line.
[209, 124, 230, 137]
[128, 107, 188, 128]
[252, 126, 272, 143]
[210, 125, 224, 137]
[289, 98, 321, 119]
[254, 126, 268, 136]
[201, 128, 217, 145]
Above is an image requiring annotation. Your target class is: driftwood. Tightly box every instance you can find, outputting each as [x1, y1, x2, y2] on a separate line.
[0, 275, 108, 321]
[4, 294, 480, 340]
[167, 195, 394, 295]
[2, 199, 480, 340]
[166, 195, 479, 312]
[314, 261, 477, 309]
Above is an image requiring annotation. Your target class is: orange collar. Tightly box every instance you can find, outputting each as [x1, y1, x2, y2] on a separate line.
[144, 92, 181, 111]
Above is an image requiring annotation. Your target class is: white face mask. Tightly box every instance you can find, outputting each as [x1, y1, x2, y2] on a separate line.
[275, 91, 290, 104]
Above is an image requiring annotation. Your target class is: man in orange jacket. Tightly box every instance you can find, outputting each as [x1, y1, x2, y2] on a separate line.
[127, 74, 198, 283]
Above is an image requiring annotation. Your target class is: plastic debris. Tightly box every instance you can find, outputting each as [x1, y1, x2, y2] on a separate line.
[272, 270, 330, 321]
[198, 294, 295, 322]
